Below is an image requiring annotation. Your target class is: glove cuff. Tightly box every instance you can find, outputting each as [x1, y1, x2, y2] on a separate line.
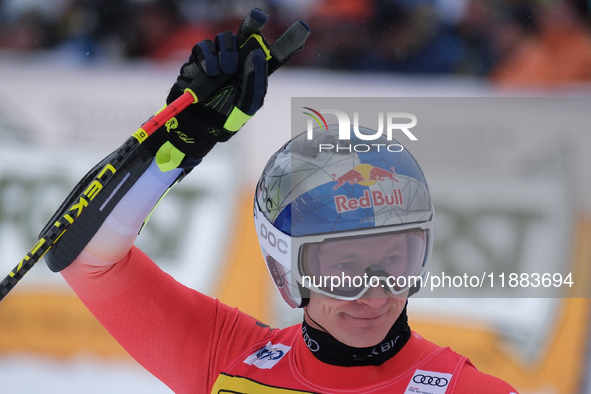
[225, 107, 253, 132]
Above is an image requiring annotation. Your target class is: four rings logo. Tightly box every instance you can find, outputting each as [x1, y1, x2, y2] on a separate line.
[301, 326, 320, 352]
[405, 370, 453, 394]
[413, 374, 449, 387]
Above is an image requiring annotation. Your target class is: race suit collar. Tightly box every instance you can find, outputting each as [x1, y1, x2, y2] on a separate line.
[301, 304, 411, 366]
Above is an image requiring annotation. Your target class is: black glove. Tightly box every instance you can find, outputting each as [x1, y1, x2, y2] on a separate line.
[142, 8, 310, 169]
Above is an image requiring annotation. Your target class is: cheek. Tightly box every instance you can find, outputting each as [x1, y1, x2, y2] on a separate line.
[306, 297, 347, 322]
[393, 296, 409, 316]
[392, 297, 406, 310]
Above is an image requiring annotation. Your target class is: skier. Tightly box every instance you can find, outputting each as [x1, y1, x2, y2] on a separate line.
[43, 8, 519, 394]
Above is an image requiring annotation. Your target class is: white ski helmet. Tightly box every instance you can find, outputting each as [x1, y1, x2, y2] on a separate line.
[254, 125, 434, 308]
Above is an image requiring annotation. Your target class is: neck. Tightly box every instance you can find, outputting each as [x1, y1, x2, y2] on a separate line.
[301, 304, 411, 367]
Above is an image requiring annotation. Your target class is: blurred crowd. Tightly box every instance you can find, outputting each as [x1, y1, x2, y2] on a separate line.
[2, 0, 591, 87]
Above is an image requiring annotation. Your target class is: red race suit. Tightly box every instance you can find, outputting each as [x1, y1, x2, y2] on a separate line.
[62, 246, 519, 394]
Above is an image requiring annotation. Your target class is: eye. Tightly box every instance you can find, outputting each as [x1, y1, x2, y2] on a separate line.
[334, 261, 353, 270]
[381, 256, 403, 266]
[333, 261, 362, 273]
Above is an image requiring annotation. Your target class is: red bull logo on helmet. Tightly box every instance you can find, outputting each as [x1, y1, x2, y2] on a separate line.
[332, 164, 399, 190]
[334, 189, 404, 213]
[332, 164, 404, 213]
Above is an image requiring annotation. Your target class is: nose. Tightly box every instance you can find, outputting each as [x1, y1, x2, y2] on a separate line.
[355, 284, 389, 308]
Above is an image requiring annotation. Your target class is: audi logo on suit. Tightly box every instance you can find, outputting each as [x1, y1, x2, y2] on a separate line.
[413, 374, 449, 387]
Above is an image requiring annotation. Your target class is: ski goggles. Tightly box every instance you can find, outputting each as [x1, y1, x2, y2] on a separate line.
[255, 211, 431, 301]
[297, 226, 428, 299]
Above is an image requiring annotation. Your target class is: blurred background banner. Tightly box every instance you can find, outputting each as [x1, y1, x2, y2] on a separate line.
[0, 0, 591, 393]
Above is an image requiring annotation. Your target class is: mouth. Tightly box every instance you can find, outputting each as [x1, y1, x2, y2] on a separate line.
[343, 312, 386, 321]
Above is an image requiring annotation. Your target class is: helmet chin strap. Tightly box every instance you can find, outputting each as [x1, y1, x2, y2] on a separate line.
[304, 306, 328, 332]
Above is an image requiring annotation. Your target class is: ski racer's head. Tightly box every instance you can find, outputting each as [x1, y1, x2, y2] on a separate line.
[254, 125, 434, 346]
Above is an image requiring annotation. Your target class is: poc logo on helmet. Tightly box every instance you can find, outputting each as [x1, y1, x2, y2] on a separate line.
[259, 223, 288, 255]
[302, 107, 418, 153]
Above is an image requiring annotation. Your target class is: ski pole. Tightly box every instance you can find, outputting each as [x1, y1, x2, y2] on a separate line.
[0, 29, 269, 301]
[0, 90, 196, 302]
[0, 18, 309, 301]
